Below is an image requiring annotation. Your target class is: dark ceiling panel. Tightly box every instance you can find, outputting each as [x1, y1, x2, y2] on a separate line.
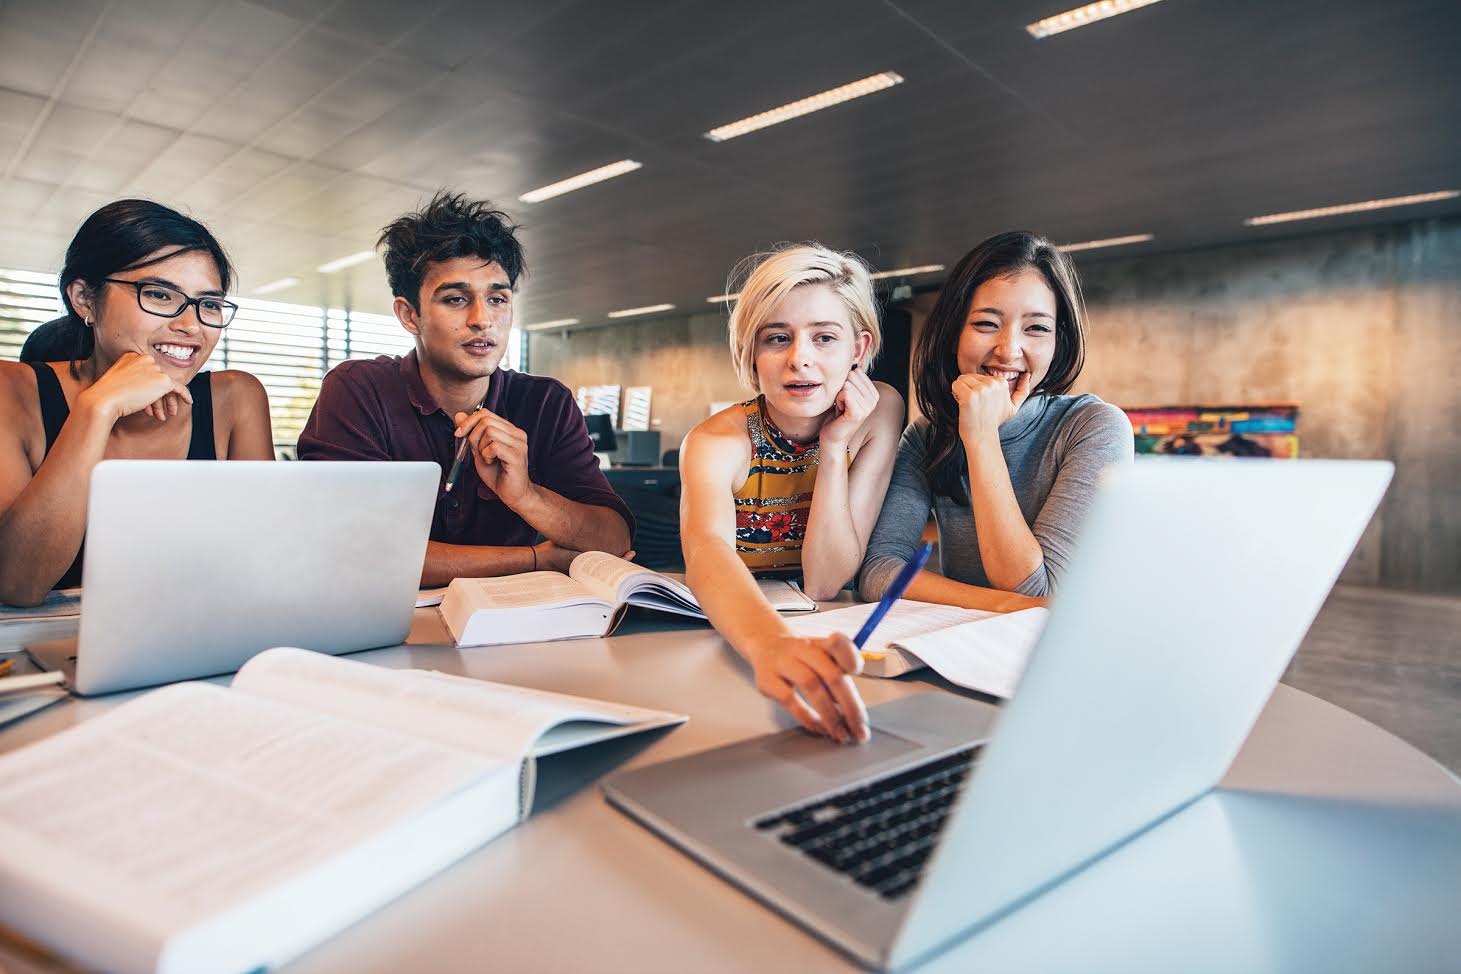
[582, 0, 925, 143]
[384, 0, 582, 72]
[0, 0, 1456, 328]
[0, 0, 105, 96]
[129, 2, 305, 127]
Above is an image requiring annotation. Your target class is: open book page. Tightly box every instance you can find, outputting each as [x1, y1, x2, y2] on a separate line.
[0, 681, 499, 940]
[570, 550, 652, 602]
[234, 648, 682, 766]
[453, 570, 601, 609]
[898, 607, 1050, 699]
[0, 587, 82, 621]
[566, 553, 813, 616]
[0, 651, 66, 724]
[785, 600, 999, 659]
[755, 578, 817, 611]
[0, 686, 66, 726]
[570, 551, 698, 611]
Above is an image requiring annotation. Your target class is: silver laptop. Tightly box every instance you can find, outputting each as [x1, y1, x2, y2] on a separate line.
[43, 460, 437, 696]
[604, 458, 1394, 971]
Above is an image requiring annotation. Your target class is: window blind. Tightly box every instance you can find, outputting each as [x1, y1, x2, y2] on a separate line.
[0, 269, 65, 361]
[0, 268, 526, 452]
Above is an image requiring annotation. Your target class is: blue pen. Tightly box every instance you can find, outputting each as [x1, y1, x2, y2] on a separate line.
[853, 542, 934, 649]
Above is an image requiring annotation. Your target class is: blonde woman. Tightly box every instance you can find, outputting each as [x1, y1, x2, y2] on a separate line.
[680, 244, 904, 743]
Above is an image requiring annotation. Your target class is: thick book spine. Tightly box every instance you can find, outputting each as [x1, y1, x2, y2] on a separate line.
[157, 767, 521, 974]
[0, 852, 161, 974]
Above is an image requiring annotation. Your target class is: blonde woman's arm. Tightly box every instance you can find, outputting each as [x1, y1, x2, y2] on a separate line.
[680, 418, 868, 742]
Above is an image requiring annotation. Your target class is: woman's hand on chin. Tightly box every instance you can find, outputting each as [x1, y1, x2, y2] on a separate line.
[953, 370, 1031, 444]
[77, 351, 194, 426]
[818, 368, 880, 450]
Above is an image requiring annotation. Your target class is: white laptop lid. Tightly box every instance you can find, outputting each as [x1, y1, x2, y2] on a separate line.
[890, 458, 1393, 969]
[74, 460, 438, 695]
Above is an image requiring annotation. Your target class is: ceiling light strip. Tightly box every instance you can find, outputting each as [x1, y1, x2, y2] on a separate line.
[519, 160, 643, 204]
[1026, 0, 1167, 39]
[523, 317, 581, 332]
[608, 303, 675, 319]
[1058, 233, 1154, 253]
[1243, 191, 1459, 227]
[704, 72, 904, 143]
[252, 277, 300, 295]
[706, 292, 741, 304]
[869, 263, 945, 280]
[316, 251, 376, 273]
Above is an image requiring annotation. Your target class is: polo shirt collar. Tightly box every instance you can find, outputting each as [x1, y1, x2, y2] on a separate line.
[399, 348, 506, 417]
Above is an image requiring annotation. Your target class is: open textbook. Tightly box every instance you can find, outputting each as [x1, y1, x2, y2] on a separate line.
[0, 650, 68, 727]
[441, 550, 816, 647]
[786, 600, 1050, 699]
[0, 647, 684, 974]
[0, 586, 82, 621]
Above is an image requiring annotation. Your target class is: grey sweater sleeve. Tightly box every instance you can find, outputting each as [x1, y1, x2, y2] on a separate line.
[1011, 401, 1134, 597]
[858, 423, 934, 602]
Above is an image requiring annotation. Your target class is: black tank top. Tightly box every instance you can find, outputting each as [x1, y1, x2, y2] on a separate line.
[28, 362, 216, 589]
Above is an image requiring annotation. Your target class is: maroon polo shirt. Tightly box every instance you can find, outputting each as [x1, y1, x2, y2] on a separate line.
[297, 351, 633, 547]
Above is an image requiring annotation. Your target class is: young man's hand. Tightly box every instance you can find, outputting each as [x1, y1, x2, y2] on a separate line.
[532, 540, 580, 573]
[454, 408, 534, 507]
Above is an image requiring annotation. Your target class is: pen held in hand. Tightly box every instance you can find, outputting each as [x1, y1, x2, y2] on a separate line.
[853, 542, 934, 650]
[443, 403, 486, 493]
[443, 435, 472, 493]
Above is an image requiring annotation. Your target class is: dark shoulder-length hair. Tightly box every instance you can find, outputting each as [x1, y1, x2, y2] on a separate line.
[913, 230, 1088, 503]
[49, 199, 233, 374]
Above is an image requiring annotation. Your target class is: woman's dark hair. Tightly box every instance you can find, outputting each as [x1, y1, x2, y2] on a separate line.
[378, 191, 527, 310]
[54, 199, 234, 372]
[914, 230, 1088, 503]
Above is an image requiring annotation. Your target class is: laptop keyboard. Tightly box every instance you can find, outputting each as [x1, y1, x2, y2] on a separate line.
[752, 746, 980, 900]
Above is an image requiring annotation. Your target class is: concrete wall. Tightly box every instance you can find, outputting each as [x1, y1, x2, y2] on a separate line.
[1072, 217, 1461, 592]
[529, 216, 1461, 592]
[528, 311, 747, 456]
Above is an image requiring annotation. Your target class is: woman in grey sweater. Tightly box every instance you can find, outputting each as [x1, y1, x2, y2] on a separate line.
[859, 231, 1133, 610]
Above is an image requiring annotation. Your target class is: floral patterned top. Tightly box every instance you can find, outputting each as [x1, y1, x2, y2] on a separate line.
[732, 396, 843, 574]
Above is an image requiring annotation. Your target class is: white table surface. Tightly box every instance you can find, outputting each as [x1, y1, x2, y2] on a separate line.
[1, 607, 1458, 974]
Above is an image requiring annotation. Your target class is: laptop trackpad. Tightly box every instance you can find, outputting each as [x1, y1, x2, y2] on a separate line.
[760, 728, 921, 779]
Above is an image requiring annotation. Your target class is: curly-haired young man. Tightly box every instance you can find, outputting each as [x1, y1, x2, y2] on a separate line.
[298, 191, 632, 585]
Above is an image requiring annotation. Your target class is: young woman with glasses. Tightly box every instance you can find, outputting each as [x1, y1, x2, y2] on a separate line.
[0, 199, 273, 605]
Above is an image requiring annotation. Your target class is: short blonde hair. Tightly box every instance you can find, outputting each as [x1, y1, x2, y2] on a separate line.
[724, 243, 881, 392]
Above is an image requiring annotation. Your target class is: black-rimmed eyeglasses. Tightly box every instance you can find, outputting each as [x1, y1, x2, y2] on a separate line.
[102, 278, 239, 328]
